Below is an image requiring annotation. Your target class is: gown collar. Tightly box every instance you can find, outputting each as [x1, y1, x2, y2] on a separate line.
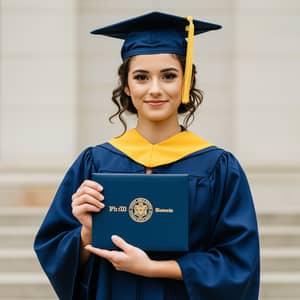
[108, 128, 213, 168]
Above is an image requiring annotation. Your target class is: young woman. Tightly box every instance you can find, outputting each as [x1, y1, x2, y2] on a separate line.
[34, 12, 260, 300]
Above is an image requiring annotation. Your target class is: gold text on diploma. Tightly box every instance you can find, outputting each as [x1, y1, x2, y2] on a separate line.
[109, 205, 127, 212]
[155, 208, 174, 213]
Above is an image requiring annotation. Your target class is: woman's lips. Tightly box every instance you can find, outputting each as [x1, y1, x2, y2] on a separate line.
[144, 100, 168, 106]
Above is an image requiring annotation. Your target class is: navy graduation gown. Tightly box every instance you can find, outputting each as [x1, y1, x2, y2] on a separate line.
[34, 143, 260, 300]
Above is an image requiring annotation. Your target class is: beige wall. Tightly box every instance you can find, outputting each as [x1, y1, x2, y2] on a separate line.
[1, 0, 300, 211]
[1, 0, 78, 171]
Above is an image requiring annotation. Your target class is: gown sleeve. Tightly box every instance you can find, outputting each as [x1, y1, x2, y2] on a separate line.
[34, 147, 96, 300]
[177, 152, 260, 300]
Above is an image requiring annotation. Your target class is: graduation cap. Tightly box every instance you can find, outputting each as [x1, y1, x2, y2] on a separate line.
[91, 11, 221, 104]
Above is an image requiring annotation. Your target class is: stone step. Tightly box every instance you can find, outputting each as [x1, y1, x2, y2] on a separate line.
[260, 272, 300, 299]
[0, 207, 46, 227]
[258, 212, 300, 227]
[261, 248, 300, 273]
[259, 225, 300, 248]
[0, 273, 57, 299]
[0, 227, 36, 249]
[260, 298, 299, 300]
[0, 249, 42, 273]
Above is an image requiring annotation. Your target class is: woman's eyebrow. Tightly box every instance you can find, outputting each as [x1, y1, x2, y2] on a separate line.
[131, 67, 179, 74]
[160, 67, 179, 73]
[132, 69, 149, 74]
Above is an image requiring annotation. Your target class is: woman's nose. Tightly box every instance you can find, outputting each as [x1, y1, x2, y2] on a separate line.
[149, 78, 162, 96]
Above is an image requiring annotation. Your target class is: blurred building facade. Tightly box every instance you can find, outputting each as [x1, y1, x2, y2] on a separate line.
[0, 1, 300, 299]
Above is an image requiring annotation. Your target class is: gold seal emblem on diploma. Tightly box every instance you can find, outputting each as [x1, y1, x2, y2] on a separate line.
[129, 198, 153, 223]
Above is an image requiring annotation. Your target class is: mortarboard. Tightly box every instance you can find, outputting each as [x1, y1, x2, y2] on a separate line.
[91, 11, 221, 104]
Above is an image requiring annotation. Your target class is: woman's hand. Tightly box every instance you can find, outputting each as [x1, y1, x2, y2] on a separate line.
[85, 235, 183, 280]
[72, 179, 104, 231]
[72, 179, 104, 264]
[85, 235, 153, 276]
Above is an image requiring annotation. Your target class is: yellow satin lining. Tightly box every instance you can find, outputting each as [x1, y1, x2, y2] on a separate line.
[108, 128, 213, 168]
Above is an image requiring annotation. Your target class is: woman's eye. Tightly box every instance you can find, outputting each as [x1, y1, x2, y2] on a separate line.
[162, 73, 177, 80]
[133, 74, 148, 81]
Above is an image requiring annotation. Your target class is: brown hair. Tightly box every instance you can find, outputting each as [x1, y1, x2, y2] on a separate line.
[109, 55, 203, 134]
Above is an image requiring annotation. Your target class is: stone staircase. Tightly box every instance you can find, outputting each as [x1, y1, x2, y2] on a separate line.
[0, 207, 300, 299]
[0, 207, 57, 299]
[258, 212, 300, 300]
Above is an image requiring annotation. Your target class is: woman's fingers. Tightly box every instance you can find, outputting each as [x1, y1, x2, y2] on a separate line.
[73, 203, 102, 214]
[75, 185, 104, 201]
[71, 180, 105, 228]
[85, 245, 112, 259]
[111, 235, 132, 252]
[72, 179, 104, 210]
[80, 179, 103, 192]
[72, 194, 104, 209]
[85, 237, 151, 276]
[84, 244, 127, 270]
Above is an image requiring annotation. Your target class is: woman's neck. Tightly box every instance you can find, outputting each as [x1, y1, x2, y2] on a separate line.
[135, 120, 182, 144]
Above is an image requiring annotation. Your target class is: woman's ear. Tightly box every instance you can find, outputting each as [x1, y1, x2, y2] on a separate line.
[124, 86, 130, 96]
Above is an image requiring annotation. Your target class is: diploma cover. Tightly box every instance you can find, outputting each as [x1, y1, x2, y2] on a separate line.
[92, 173, 189, 251]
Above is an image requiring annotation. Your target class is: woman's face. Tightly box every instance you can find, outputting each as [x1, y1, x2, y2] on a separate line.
[125, 54, 183, 125]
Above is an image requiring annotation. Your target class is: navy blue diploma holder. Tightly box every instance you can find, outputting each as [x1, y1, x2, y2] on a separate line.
[92, 173, 189, 251]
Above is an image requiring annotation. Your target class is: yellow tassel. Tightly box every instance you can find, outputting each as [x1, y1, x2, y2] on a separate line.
[182, 16, 194, 104]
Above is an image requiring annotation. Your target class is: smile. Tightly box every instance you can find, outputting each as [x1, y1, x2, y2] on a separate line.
[144, 100, 168, 106]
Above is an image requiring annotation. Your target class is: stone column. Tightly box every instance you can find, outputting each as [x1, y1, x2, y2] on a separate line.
[233, 0, 300, 211]
[0, 0, 78, 205]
